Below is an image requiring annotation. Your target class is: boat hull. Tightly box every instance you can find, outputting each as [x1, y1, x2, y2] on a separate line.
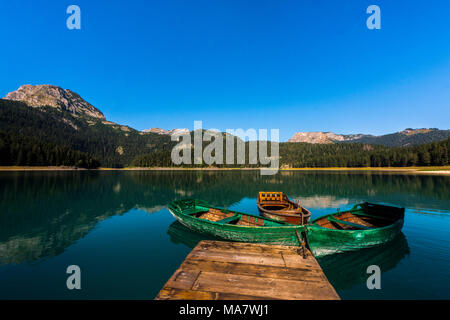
[258, 206, 310, 225]
[168, 203, 304, 246]
[256, 192, 311, 225]
[305, 203, 405, 257]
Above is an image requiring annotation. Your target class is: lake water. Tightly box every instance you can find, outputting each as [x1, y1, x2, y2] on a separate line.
[0, 170, 449, 299]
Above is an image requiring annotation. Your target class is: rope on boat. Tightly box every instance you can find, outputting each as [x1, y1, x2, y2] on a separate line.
[294, 228, 307, 259]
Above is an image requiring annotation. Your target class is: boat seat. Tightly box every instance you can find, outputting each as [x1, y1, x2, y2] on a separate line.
[198, 208, 235, 222]
[216, 215, 240, 224]
[353, 212, 395, 221]
[237, 215, 265, 226]
[328, 216, 373, 230]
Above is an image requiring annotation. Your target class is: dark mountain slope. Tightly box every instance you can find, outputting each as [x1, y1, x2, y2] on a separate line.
[0, 99, 174, 167]
[346, 129, 450, 147]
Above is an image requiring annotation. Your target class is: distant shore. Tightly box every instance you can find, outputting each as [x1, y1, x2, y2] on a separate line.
[0, 166, 449, 175]
[0, 166, 90, 171]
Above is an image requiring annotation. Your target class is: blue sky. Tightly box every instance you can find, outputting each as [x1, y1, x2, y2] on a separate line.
[1, 0, 449, 141]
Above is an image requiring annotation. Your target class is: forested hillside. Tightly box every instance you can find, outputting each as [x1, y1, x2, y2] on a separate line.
[279, 140, 449, 167]
[0, 99, 174, 167]
[341, 129, 450, 147]
[0, 131, 99, 168]
[1, 98, 449, 169]
[133, 138, 450, 168]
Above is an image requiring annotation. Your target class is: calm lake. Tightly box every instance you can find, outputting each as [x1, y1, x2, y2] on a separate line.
[0, 170, 449, 299]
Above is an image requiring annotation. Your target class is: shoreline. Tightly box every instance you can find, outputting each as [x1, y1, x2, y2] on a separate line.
[0, 166, 449, 175]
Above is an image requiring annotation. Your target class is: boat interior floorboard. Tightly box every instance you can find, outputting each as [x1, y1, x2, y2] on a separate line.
[197, 208, 235, 222]
[315, 211, 393, 230]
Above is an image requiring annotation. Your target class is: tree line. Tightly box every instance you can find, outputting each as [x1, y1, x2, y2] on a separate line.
[0, 131, 100, 168]
[0, 99, 174, 167]
[279, 139, 449, 167]
[132, 138, 450, 168]
[1, 99, 449, 169]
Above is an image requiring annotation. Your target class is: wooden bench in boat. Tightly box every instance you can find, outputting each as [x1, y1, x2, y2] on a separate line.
[315, 210, 394, 230]
[236, 215, 265, 226]
[197, 208, 235, 222]
[328, 216, 373, 230]
[216, 215, 240, 224]
[197, 208, 266, 226]
[353, 212, 396, 222]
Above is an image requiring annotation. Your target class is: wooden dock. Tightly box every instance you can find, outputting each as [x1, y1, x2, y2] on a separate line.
[156, 240, 340, 300]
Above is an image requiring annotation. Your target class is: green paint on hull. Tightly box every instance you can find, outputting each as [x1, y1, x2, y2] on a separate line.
[306, 203, 405, 257]
[168, 199, 304, 246]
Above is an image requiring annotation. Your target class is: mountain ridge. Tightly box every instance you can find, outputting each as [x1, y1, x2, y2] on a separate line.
[4, 84, 449, 147]
[1, 97, 449, 168]
[288, 129, 450, 147]
[289, 132, 371, 144]
[5, 85, 105, 120]
[1, 84, 450, 169]
[3, 85, 191, 137]
[141, 128, 189, 136]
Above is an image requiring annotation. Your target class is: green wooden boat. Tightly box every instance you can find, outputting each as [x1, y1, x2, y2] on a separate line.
[305, 202, 405, 257]
[168, 199, 305, 246]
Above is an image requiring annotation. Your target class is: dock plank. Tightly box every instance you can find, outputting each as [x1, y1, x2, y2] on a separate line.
[157, 287, 276, 300]
[181, 259, 324, 282]
[164, 270, 201, 290]
[197, 240, 300, 255]
[155, 240, 339, 300]
[192, 271, 338, 300]
[189, 249, 287, 267]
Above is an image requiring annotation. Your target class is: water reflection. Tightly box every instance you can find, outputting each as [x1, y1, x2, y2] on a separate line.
[318, 233, 410, 290]
[0, 170, 448, 264]
[167, 221, 219, 249]
[292, 196, 350, 208]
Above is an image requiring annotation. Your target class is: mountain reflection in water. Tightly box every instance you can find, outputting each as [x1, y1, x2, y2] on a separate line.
[168, 221, 219, 249]
[0, 170, 448, 265]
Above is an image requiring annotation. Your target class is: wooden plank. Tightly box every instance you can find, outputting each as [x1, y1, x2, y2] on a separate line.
[181, 259, 324, 282]
[157, 287, 217, 300]
[195, 241, 321, 267]
[328, 216, 372, 230]
[192, 271, 339, 300]
[198, 240, 300, 255]
[189, 249, 287, 267]
[157, 287, 276, 300]
[281, 253, 322, 270]
[162, 270, 200, 290]
[155, 240, 340, 300]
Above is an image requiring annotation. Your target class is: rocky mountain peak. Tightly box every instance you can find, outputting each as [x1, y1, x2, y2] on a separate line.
[4, 84, 105, 119]
[142, 128, 189, 136]
[288, 132, 334, 144]
[288, 129, 450, 147]
[288, 132, 367, 144]
[400, 128, 433, 136]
